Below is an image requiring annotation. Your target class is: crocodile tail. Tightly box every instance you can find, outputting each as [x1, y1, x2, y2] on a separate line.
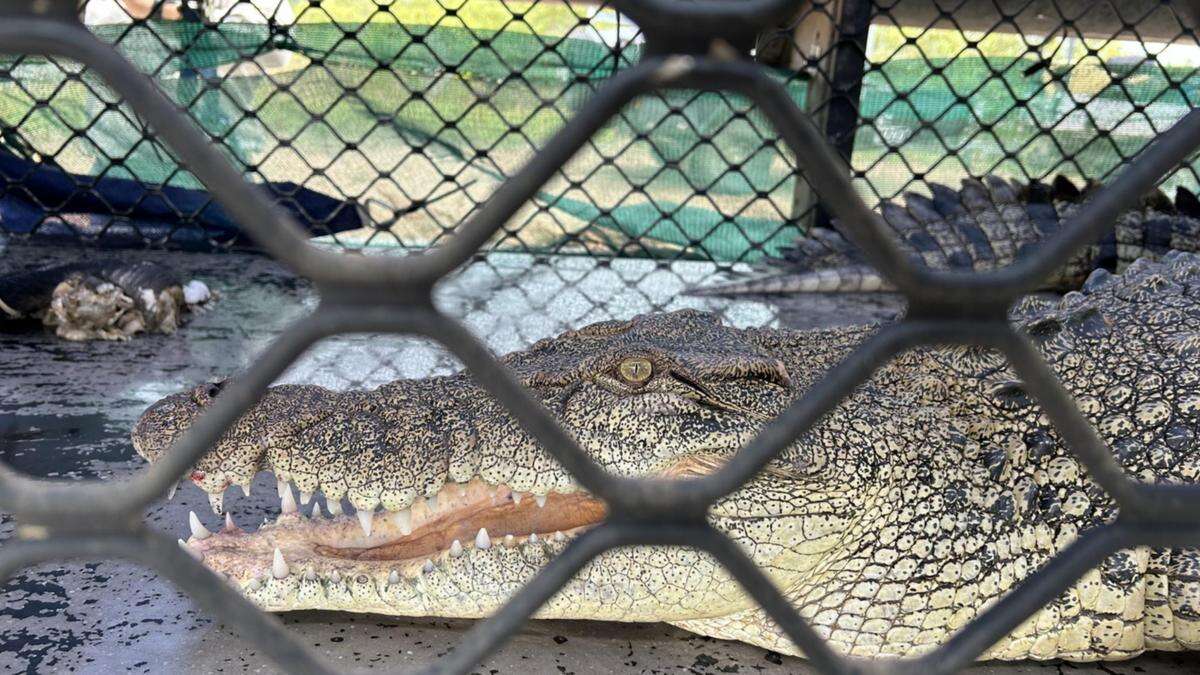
[688, 265, 894, 296]
[1091, 184, 1200, 274]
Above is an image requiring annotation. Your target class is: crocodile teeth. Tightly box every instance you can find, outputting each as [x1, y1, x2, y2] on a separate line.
[327, 500, 343, 516]
[503, 534, 515, 547]
[247, 578, 261, 591]
[178, 539, 203, 561]
[300, 491, 312, 505]
[280, 486, 298, 514]
[208, 492, 224, 516]
[535, 494, 547, 508]
[188, 511, 212, 540]
[511, 492, 522, 505]
[304, 569, 317, 582]
[224, 512, 237, 533]
[475, 528, 491, 550]
[276, 479, 289, 499]
[427, 494, 439, 512]
[422, 559, 434, 574]
[394, 509, 412, 535]
[330, 570, 342, 583]
[239, 483, 251, 498]
[357, 509, 373, 538]
[388, 570, 400, 585]
[449, 539, 463, 557]
[528, 532, 539, 544]
[167, 481, 179, 501]
[272, 548, 289, 579]
[311, 502, 324, 519]
[554, 530, 566, 542]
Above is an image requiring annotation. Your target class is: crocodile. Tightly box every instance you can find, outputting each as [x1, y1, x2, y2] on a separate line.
[0, 259, 212, 340]
[131, 253, 1200, 662]
[692, 175, 1200, 295]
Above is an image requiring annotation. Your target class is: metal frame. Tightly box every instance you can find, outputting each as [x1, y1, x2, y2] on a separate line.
[3, 1, 1200, 673]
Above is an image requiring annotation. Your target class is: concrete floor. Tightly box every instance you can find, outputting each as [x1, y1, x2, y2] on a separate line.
[0, 242, 1192, 674]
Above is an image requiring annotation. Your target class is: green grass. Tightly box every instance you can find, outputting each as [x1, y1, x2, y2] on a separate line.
[291, 0, 593, 37]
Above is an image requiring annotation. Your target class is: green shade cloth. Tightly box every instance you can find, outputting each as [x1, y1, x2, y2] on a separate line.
[2, 18, 1196, 260]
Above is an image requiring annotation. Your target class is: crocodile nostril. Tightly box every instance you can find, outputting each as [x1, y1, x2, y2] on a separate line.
[990, 380, 1033, 411]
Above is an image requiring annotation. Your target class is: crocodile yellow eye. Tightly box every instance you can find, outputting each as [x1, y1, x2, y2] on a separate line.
[618, 357, 653, 384]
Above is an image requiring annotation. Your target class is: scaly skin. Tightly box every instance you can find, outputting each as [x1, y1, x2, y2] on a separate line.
[132, 254, 1200, 661]
[693, 175, 1200, 296]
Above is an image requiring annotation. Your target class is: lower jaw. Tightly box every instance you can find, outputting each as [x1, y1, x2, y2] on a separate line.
[178, 474, 755, 623]
[181, 477, 608, 594]
[244, 526, 594, 618]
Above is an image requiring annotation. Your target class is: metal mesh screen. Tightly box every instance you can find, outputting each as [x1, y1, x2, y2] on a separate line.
[3, 0, 1200, 673]
[4, 1, 1200, 261]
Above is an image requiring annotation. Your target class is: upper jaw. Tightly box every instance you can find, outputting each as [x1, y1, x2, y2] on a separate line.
[131, 391, 198, 462]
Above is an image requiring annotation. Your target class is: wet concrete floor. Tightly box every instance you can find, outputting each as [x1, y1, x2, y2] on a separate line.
[0, 242, 1190, 673]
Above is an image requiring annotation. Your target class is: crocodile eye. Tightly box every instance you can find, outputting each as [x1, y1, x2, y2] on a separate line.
[617, 357, 653, 385]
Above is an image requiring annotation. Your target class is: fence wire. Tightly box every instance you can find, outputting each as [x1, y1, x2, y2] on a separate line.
[2, 0, 1200, 674]
[8, 1, 1200, 261]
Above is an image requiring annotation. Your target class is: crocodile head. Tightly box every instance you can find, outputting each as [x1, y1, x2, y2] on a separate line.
[132, 310, 857, 627]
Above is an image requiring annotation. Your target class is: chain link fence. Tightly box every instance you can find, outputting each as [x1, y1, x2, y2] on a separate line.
[3, 0, 1200, 673]
[4, 1, 1199, 260]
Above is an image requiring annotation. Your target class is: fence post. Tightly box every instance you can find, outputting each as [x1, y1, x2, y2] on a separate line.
[770, 0, 871, 230]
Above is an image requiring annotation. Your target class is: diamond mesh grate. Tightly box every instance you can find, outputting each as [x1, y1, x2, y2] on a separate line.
[2, 1, 1200, 674]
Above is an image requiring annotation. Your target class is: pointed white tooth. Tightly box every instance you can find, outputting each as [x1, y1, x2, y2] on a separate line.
[178, 539, 203, 561]
[300, 491, 312, 505]
[208, 492, 224, 515]
[535, 494, 546, 508]
[189, 511, 212, 540]
[272, 548, 289, 579]
[304, 569, 317, 582]
[449, 539, 463, 557]
[224, 512, 236, 532]
[239, 483, 251, 498]
[554, 530, 566, 542]
[247, 577, 261, 591]
[422, 559, 434, 574]
[277, 479, 288, 498]
[330, 570, 342, 583]
[280, 487, 298, 514]
[357, 509, 373, 538]
[394, 509, 412, 536]
[511, 492, 522, 505]
[475, 528, 491, 550]
[427, 494, 439, 512]
[388, 570, 400, 585]
[312, 502, 325, 519]
[327, 500, 343, 516]
[167, 481, 179, 501]
[503, 534, 515, 547]
[528, 532, 539, 544]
